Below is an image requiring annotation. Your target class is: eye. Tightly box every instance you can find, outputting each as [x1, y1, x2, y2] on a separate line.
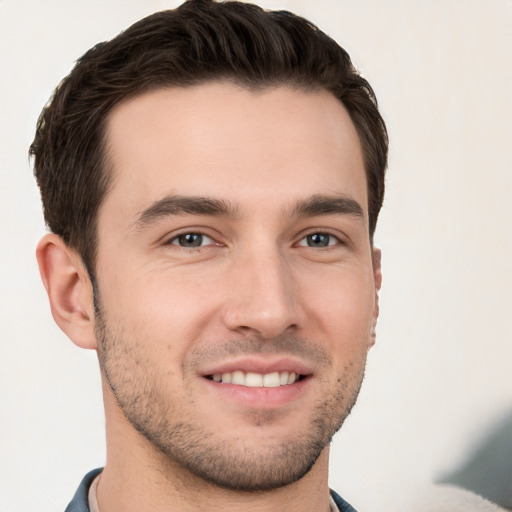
[297, 232, 340, 248]
[169, 232, 214, 248]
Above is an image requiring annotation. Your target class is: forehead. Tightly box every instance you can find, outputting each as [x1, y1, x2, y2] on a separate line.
[101, 83, 367, 223]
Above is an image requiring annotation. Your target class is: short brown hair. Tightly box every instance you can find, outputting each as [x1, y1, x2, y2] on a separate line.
[30, 0, 388, 274]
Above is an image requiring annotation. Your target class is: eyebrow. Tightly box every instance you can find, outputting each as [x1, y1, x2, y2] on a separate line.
[132, 195, 239, 230]
[131, 192, 364, 232]
[291, 194, 364, 220]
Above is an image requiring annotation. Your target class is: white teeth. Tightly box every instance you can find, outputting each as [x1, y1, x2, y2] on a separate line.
[231, 371, 245, 386]
[263, 372, 281, 388]
[245, 372, 263, 387]
[210, 370, 302, 387]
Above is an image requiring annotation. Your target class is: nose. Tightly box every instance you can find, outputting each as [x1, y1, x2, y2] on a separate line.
[221, 247, 302, 339]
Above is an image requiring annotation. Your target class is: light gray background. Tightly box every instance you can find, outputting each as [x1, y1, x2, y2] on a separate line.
[1, 1, 511, 511]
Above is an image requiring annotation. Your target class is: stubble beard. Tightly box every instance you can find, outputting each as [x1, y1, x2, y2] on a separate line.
[95, 306, 367, 492]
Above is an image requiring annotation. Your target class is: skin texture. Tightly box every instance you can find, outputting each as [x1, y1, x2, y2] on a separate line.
[37, 83, 381, 512]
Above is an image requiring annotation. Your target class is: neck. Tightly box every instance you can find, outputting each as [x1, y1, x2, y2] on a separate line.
[98, 383, 333, 512]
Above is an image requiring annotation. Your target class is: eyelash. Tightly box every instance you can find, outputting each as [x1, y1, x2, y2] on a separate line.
[167, 232, 215, 249]
[296, 232, 342, 248]
[166, 231, 343, 250]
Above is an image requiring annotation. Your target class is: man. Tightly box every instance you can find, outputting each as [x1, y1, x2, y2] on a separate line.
[31, 1, 387, 511]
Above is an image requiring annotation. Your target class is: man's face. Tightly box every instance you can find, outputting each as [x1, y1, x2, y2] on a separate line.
[94, 83, 380, 490]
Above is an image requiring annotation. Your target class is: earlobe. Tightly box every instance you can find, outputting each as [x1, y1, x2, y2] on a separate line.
[369, 248, 382, 348]
[36, 234, 97, 350]
[372, 248, 382, 293]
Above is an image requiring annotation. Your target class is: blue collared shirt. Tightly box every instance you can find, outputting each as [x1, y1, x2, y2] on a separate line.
[64, 468, 357, 512]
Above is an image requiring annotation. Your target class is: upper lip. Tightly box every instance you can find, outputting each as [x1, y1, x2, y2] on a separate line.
[200, 357, 314, 377]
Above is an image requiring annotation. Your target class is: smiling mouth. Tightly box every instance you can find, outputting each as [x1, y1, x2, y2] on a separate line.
[205, 371, 307, 388]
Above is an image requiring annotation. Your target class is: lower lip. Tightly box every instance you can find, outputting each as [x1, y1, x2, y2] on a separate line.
[202, 376, 311, 409]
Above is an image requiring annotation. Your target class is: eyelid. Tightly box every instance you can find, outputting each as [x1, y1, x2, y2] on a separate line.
[295, 230, 345, 248]
[162, 228, 221, 248]
[170, 233, 214, 247]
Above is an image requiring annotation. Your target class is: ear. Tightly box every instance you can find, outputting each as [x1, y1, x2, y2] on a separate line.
[369, 247, 382, 348]
[36, 233, 97, 349]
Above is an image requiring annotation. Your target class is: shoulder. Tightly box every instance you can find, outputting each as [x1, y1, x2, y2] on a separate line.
[330, 489, 358, 512]
[64, 468, 103, 512]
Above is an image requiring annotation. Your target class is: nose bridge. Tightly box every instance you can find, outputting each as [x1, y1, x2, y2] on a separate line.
[222, 240, 299, 338]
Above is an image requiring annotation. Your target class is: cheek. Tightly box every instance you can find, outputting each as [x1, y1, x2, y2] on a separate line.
[97, 268, 222, 348]
[302, 267, 375, 349]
